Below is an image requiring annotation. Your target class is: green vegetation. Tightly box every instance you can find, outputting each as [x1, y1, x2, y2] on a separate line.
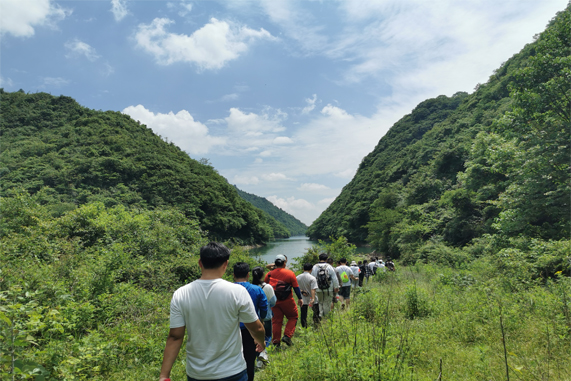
[307, 6, 570, 270]
[0, 91, 285, 244]
[0, 190, 264, 380]
[1, 5, 569, 381]
[259, 263, 571, 381]
[235, 186, 308, 237]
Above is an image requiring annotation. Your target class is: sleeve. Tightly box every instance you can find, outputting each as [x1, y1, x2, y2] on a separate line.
[289, 271, 299, 288]
[310, 277, 318, 290]
[258, 289, 268, 320]
[330, 267, 340, 288]
[264, 284, 276, 307]
[237, 287, 259, 324]
[169, 293, 186, 328]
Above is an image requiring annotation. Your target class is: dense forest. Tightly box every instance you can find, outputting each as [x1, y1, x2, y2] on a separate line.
[0, 91, 290, 244]
[308, 6, 570, 272]
[235, 186, 308, 237]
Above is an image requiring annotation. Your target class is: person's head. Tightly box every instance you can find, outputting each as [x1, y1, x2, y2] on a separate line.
[251, 266, 265, 285]
[327, 258, 334, 265]
[318, 253, 328, 262]
[275, 254, 287, 267]
[233, 262, 250, 279]
[358, 261, 362, 265]
[303, 263, 313, 272]
[339, 258, 347, 265]
[200, 242, 230, 269]
[363, 260, 368, 265]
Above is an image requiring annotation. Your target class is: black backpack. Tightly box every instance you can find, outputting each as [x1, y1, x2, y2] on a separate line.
[316, 264, 331, 290]
[268, 273, 292, 300]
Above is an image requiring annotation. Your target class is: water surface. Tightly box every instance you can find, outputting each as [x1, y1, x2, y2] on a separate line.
[249, 236, 373, 265]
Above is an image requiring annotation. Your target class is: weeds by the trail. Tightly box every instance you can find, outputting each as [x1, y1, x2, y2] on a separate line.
[256, 263, 571, 381]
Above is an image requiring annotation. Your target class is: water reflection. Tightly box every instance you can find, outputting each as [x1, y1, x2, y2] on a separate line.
[248, 236, 372, 265]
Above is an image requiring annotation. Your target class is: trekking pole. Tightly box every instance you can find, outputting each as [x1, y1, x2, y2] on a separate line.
[435, 358, 442, 381]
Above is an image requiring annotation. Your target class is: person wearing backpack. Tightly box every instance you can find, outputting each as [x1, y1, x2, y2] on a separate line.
[311, 253, 339, 318]
[264, 254, 303, 347]
[335, 258, 356, 309]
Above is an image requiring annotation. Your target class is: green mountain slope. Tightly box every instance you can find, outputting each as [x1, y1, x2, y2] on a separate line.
[308, 6, 570, 264]
[0, 91, 278, 244]
[235, 186, 308, 237]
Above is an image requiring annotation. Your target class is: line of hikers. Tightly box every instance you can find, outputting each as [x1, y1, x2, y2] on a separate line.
[158, 242, 395, 381]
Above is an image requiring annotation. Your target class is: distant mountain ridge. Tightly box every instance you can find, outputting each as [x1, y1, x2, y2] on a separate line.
[234, 186, 308, 237]
[0, 90, 283, 244]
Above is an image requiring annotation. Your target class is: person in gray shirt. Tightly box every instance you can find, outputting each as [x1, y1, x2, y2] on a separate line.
[311, 253, 339, 318]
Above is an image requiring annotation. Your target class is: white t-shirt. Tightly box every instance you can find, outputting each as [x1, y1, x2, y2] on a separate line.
[350, 265, 360, 277]
[336, 265, 354, 287]
[170, 278, 259, 380]
[296, 272, 319, 304]
[368, 261, 378, 272]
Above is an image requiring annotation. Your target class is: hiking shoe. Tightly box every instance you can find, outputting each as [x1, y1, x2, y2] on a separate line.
[281, 336, 293, 346]
[259, 349, 269, 364]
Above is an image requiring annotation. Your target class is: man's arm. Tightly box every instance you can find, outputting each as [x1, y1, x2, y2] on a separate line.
[159, 326, 185, 381]
[309, 288, 316, 307]
[244, 319, 266, 353]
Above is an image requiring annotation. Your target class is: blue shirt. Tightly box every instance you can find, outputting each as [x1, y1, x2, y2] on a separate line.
[235, 281, 268, 329]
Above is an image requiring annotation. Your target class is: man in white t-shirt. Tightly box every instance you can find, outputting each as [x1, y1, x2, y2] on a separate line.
[159, 242, 266, 381]
[296, 263, 319, 328]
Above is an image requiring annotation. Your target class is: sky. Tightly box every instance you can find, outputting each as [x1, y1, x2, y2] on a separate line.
[1, 0, 568, 225]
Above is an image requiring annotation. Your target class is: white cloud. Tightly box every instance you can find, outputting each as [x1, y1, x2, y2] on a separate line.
[65, 39, 100, 61]
[168, 1, 193, 17]
[110, 0, 129, 22]
[301, 94, 317, 114]
[42, 77, 70, 87]
[318, 197, 336, 205]
[298, 183, 330, 191]
[0, 0, 69, 37]
[266, 195, 316, 225]
[233, 175, 260, 185]
[273, 136, 293, 144]
[259, 150, 272, 157]
[122, 105, 226, 155]
[0, 76, 14, 88]
[263, 173, 291, 182]
[134, 17, 276, 70]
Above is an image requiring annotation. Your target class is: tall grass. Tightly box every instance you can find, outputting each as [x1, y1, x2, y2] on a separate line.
[257, 262, 571, 381]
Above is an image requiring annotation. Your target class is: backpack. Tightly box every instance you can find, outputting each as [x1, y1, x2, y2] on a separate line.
[316, 264, 331, 290]
[340, 270, 350, 283]
[274, 280, 292, 300]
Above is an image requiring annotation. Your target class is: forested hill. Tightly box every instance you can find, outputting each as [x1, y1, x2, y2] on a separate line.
[0, 91, 282, 244]
[235, 186, 308, 236]
[308, 7, 570, 264]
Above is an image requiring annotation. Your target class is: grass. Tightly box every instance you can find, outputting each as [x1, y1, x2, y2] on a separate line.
[256, 261, 571, 381]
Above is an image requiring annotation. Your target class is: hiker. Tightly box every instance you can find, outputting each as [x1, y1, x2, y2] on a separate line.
[311, 253, 339, 318]
[335, 258, 355, 309]
[296, 263, 320, 328]
[264, 254, 303, 347]
[368, 258, 379, 276]
[233, 262, 268, 381]
[358, 261, 365, 287]
[252, 266, 276, 345]
[386, 259, 395, 272]
[377, 259, 386, 273]
[159, 242, 265, 381]
[350, 261, 360, 289]
[363, 260, 372, 283]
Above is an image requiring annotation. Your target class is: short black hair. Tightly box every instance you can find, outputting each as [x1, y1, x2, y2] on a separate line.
[275, 258, 285, 267]
[339, 258, 347, 264]
[318, 253, 328, 261]
[233, 262, 250, 278]
[200, 242, 230, 269]
[303, 263, 313, 271]
[363, 260, 368, 264]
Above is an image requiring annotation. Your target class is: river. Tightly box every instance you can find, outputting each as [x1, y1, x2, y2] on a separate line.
[248, 235, 373, 265]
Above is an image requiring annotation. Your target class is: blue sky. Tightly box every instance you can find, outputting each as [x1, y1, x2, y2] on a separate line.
[1, 0, 567, 225]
